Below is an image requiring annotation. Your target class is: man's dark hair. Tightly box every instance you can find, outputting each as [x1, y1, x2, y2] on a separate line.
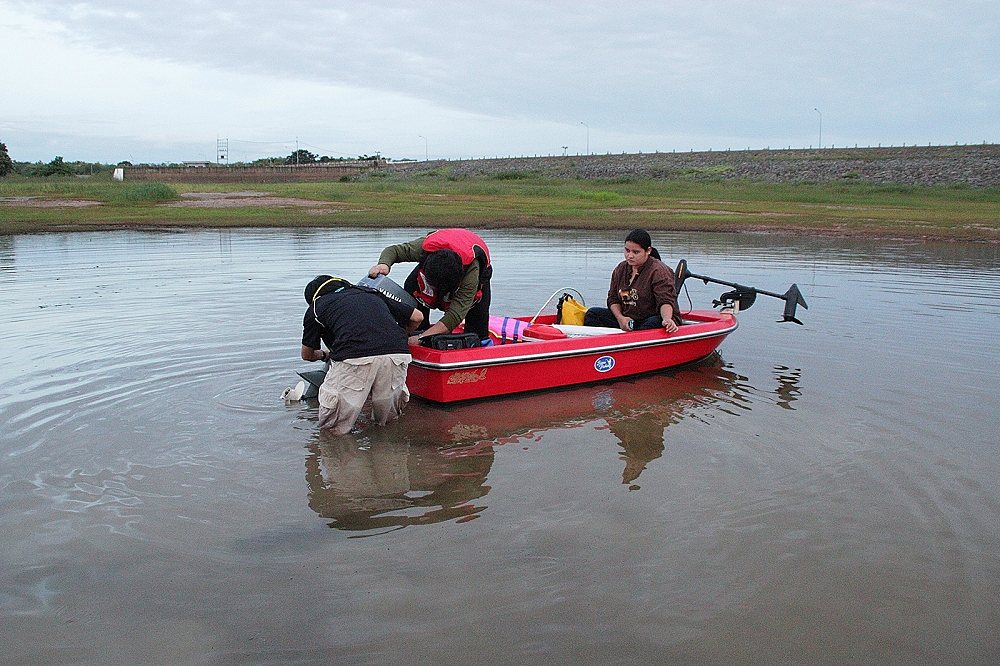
[304, 275, 351, 303]
[423, 249, 463, 295]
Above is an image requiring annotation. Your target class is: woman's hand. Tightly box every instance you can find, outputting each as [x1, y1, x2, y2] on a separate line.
[368, 263, 390, 278]
[660, 305, 678, 333]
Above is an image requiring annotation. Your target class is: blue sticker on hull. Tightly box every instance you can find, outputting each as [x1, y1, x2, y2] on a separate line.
[595, 356, 615, 373]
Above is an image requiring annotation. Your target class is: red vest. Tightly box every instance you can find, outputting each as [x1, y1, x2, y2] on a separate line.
[421, 229, 491, 269]
[413, 229, 491, 309]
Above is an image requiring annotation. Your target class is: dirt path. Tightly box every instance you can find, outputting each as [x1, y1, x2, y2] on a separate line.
[161, 191, 343, 208]
[0, 191, 343, 209]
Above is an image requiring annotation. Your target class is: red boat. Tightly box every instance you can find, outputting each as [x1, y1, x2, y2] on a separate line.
[407, 309, 737, 403]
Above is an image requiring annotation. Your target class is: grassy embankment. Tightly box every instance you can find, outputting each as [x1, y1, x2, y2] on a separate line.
[1, 175, 998, 241]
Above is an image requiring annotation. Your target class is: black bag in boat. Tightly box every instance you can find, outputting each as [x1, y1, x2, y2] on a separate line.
[421, 333, 481, 350]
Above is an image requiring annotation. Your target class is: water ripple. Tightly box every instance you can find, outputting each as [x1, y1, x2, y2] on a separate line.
[1, 229, 999, 661]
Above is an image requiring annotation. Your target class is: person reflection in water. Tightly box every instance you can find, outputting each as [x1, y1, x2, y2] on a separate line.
[773, 365, 802, 410]
[607, 412, 666, 487]
[304, 428, 495, 531]
[300, 275, 423, 435]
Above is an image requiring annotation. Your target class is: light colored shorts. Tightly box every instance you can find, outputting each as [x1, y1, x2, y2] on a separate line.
[318, 353, 411, 435]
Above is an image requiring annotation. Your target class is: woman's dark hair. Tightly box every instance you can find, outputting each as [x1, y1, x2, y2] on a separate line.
[625, 228, 660, 260]
[625, 228, 652, 248]
[423, 249, 463, 295]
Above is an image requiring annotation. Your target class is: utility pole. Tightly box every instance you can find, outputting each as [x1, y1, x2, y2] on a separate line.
[813, 108, 822, 149]
[580, 122, 589, 154]
[418, 135, 428, 161]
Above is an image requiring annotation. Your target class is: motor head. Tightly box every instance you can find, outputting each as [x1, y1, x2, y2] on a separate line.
[714, 287, 757, 312]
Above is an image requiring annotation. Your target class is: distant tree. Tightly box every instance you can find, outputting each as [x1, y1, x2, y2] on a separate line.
[41, 156, 75, 177]
[285, 149, 318, 165]
[0, 141, 13, 177]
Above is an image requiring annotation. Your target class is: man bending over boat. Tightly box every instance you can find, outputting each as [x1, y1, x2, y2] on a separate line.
[301, 275, 423, 435]
[368, 228, 493, 343]
[584, 229, 682, 333]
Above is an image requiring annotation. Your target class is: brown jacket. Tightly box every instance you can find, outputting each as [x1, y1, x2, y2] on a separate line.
[606, 258, 682, 324]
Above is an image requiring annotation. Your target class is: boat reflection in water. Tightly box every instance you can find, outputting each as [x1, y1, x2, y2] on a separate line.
[303, 355, 800, 531]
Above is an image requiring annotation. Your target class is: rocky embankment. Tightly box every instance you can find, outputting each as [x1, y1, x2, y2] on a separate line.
[386, 144, 1000, 187]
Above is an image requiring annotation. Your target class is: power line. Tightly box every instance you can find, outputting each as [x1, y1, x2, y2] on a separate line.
[221, 137, 371, 159]
[298, 141, 357, 158]
[229, 137, 408, 156]
[227, 138, 296, 145]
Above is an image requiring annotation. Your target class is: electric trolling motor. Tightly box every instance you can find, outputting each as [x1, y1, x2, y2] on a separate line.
[674, 259, 809, 325]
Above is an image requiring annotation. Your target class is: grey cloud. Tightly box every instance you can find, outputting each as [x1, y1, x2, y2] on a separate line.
[12, 0, 1000, 149]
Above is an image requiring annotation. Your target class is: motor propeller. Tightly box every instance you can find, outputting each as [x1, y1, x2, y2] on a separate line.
[674, 259, 808, 324]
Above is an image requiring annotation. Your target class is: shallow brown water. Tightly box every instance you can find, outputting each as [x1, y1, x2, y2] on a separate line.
[1, 229, 998, 663]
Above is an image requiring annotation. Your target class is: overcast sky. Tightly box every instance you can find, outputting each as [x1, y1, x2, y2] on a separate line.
[2, 0, 997, 164]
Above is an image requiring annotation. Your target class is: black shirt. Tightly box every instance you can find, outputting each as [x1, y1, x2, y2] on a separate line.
[302, 286, 412, 361]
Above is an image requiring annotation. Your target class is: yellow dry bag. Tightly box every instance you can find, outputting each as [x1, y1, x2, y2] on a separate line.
[556, 293, 588, 325]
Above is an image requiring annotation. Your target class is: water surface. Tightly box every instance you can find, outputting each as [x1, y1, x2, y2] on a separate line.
[1, 229, 998, 663]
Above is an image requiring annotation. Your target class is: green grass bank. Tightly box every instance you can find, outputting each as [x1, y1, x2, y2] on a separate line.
[2, 164, 998, 242]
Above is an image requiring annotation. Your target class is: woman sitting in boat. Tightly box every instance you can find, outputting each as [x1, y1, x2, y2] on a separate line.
[368, 228, 493, 344]
[584, 229, 682, 333]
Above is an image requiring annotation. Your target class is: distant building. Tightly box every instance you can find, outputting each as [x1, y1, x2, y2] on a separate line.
[182, 161, 213, 167]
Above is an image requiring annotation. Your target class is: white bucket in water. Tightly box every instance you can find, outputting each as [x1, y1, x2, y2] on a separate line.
[281, 381, 307, 402]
